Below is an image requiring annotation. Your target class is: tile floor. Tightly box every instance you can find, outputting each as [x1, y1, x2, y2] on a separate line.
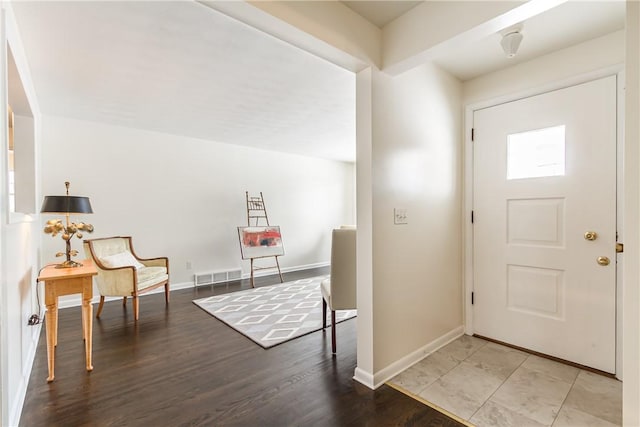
[388, 335, 622, 427]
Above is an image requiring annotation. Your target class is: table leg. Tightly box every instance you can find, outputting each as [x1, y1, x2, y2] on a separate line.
[52, 304, 59, 347]
[45, 303, 56, 382]
[81, 298, 86, 341]
[82, 297, 93, 372]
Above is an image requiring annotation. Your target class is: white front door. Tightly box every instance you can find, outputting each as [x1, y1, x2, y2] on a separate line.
[472, 76, 617, 373]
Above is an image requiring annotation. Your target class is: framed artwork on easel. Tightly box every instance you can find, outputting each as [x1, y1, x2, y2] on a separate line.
[237, 226, 285, 260]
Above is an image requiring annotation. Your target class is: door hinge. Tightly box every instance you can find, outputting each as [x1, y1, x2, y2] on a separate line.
[471, 210, 474, 224]
[471, 128, 475, 142]
[471, 292, 475, 305]
[616, 243, 624, 253]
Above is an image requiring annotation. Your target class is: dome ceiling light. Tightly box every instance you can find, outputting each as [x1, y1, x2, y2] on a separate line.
[500, 24, 524, 58]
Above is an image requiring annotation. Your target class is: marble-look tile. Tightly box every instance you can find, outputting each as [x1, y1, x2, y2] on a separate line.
[490, 365, 573, 425]
[562, 371, 622, 426]
[465, 342, 528, 381]
[521, 355, 580, 384]
[389, 351, 459, 395]
[436, 335, 488, 363]
[470, 400, 546, 427]
[553, 405, 620, 427]
[419, 361, 504, 420]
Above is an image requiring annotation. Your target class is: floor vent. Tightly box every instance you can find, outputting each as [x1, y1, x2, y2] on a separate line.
[194, 269, 242, 287]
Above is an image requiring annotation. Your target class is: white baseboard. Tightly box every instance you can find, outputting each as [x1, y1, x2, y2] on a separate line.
[353, 367, 376, 389]
[10, 322, 42, 427]
[354, 325, 465, 390]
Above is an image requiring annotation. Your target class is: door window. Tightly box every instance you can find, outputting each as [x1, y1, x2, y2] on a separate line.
[507, 125, 565, 180]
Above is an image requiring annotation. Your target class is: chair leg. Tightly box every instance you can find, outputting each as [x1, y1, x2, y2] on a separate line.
[123, 296, 127, 306]
[96, 296, 105, 318]
[322, 298, 327, 329]
[165, 282, 170, 305]
[133, 296, 139, 321]
[331, 310, 336, 354]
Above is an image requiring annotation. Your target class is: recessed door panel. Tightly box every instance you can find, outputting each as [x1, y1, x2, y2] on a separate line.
[507, 198, 565, 247]
[507, 265, 564, 319]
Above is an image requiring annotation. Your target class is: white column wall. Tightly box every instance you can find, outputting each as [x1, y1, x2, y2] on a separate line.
[355, 68, 374, 385]
[370, 63, 463, 377]
[0, 3, 43, 426]
[40, 116, 356, 297]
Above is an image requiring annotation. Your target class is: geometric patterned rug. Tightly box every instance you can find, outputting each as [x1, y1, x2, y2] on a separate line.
[193, 276, 357, 348]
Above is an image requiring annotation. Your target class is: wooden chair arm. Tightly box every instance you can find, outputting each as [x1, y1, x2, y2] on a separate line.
[138, 256, 169, 270]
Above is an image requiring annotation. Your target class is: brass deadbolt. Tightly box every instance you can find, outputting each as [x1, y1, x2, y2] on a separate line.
[597, 256, 610, 266]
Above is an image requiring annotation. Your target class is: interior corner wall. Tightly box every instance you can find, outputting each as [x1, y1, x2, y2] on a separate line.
[371, 63, 463, 373]
[40, 116, 355, 294]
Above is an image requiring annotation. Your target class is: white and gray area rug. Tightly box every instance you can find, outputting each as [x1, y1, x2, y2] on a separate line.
[193, 276, 357, 348]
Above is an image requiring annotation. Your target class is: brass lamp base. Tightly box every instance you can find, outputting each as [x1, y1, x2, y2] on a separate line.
[55, 260, 84, 269]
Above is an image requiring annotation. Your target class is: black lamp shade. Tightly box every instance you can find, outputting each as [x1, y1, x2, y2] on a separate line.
[41, 196, 93, 214]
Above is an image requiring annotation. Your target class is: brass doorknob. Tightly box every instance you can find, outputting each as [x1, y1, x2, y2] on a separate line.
[584, 231, 598, 241]
[597, 256, 610, 266]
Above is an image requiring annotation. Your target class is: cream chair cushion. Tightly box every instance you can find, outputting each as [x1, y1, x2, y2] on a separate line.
[100, 251, 145, 270]
[136, 266, 169, 290]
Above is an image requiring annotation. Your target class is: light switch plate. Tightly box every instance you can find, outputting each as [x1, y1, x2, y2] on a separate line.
[394, 208, 408, 225]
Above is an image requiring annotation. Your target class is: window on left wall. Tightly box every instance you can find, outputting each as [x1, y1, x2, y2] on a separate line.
[6, 42, 36, 220]
[8, 104, 15, 212]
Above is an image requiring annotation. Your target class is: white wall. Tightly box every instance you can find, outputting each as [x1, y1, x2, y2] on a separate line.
[40, 116, 355, 297]
[1, 3, 42, 426]
[370, 62, 463, 375]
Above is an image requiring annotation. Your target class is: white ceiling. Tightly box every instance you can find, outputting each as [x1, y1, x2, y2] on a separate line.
[433, 0, 626, 81]
[11, 1, 357, 162]
[342, 1, 422, 28]
[10, 1, 626, 164]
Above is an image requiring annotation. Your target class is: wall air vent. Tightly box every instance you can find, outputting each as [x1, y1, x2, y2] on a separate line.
[194, 269, 242, 287]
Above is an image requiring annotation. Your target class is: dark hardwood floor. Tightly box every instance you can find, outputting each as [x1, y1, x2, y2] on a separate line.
[20, 268, 464, 427]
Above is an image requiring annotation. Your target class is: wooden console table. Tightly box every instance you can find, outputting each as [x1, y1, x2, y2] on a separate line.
[37, 259, 97, 382]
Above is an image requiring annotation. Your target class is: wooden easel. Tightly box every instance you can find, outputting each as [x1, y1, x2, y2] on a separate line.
[246, 192, 284, 287]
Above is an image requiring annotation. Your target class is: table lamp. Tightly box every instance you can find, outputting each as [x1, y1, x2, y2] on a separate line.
[41, 181, 94, 268]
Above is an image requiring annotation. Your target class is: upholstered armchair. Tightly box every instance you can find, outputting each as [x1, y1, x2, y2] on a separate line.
[83, 236, 169, 321]
[321, 227, 356, 353]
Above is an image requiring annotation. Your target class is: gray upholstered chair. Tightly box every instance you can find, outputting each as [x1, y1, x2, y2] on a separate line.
[321, 227, 356, 353]
[84, 236, 169, 321]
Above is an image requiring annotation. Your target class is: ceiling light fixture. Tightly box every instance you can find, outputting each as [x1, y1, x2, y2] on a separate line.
[500, 26, 524, 58]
